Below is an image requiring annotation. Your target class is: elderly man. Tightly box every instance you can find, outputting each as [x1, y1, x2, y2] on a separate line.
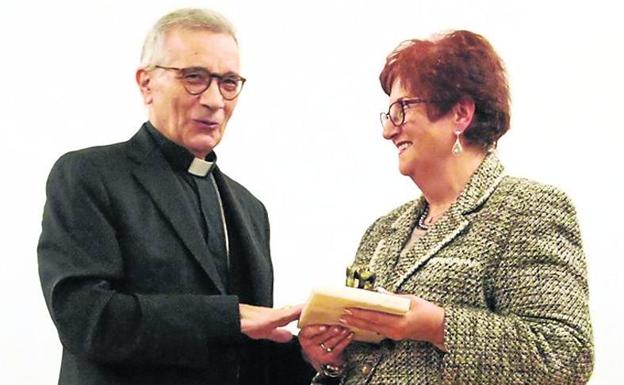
[38, 8, 313, 385]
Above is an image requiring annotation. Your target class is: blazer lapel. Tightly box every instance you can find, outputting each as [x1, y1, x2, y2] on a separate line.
[127, 127, 227, 294]
[390, 207, 469, 292]
[367, 199, 422, 291]
[215, 169, 272, 305]
[386, 153, 506, 292]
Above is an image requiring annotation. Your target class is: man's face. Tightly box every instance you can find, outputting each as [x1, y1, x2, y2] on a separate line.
[137, 28, 240, 158]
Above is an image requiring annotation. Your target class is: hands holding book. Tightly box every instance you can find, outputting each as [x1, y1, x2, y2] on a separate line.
[247, 285, 448, 371]
[299, 288, 445, 370]
[299, 325, 353, 371]
[339, 295, 447, 351]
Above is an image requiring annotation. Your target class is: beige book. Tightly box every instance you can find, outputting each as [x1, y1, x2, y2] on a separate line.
[298, 286, 411, 343]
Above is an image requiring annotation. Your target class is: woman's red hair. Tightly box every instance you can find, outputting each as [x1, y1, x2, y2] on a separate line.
[380, 30, 510, 148]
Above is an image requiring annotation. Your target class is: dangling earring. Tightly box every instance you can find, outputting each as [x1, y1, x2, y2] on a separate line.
[452, 129, 463, 156]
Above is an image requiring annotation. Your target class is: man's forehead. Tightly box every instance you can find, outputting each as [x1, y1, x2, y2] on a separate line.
[160, 28, 240, 69]
[162, 27, 237, 48]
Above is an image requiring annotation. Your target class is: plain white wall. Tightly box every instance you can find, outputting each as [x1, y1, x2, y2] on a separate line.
[1, 0, 622, 384]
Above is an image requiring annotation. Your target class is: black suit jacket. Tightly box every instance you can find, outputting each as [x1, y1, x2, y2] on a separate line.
[38, 124, 313, 385]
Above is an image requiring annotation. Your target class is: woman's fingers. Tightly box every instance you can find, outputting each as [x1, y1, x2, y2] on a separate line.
[342, 308, 398, 329]
[340, 296, 445, 344]
[319, 327, 351, 352]
[299, 325, 330, 340]
[301, 325, 348, 346]
[299, 325, 353, 368]
[331, 331, 353, 354]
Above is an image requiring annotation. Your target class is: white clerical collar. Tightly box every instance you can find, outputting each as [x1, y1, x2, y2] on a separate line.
[187, 157, 215, 177]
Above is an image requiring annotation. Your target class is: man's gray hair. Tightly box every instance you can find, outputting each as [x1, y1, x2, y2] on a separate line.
[140, 8, 237, 68]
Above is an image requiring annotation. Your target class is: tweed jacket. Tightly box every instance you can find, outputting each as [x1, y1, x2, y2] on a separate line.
[341, 153, 593, 385]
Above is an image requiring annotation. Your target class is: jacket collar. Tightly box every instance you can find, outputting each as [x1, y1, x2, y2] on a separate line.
[374, 152, 505, 292]
[126, 123, 271, 300]
[125, 124, 228, 293]
[144, 121, 217, 177]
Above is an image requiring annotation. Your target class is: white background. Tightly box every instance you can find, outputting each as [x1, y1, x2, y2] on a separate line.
[1, 0, 622, 384]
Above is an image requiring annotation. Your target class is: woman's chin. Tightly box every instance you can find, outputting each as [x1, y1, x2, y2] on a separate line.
[398, 161, 416, 177]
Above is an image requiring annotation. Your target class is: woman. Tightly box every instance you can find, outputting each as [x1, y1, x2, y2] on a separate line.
[299, 30, 593, 385]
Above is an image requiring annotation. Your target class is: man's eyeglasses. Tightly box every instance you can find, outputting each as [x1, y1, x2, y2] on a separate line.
[379, 98, 432, 127]
[154, 65, 246, 100]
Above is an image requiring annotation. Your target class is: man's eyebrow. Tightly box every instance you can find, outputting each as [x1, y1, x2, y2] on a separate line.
[183, 67, 241, 77]
[182, 66, 209, 71]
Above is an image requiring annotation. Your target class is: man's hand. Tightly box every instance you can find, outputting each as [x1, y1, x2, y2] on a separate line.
[240, 303, 303, 343]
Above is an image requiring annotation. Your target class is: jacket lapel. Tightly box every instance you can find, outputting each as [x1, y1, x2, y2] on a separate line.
[384, 153, 506, 292]
[127, 127, 227, 294]
[367, 199, 422, 290]
[389, 206, 470, 292]
[215, 169, 272, 305]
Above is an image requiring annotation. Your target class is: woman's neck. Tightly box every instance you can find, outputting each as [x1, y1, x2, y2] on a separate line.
[412, 148, 486, 217]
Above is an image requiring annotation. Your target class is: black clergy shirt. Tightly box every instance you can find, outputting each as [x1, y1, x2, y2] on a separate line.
[145, 122, 233, 291]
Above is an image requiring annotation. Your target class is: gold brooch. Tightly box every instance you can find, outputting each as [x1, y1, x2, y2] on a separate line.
[345, 265, 377, 291]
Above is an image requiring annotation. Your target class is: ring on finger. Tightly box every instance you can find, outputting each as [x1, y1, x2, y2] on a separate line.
[320, 342, 333, 353]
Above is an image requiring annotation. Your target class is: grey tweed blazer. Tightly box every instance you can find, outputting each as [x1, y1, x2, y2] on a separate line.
[342, 153, 593, 385]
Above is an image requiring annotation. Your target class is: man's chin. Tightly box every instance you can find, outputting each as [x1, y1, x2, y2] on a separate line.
[182, 137, 220, 158]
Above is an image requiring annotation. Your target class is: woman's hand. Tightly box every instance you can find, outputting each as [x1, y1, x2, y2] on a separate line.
[299, 325, 353, 371]
[340, 295, 447, 351]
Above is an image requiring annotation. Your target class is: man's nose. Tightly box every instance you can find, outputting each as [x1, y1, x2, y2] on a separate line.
[199, 80, 225, 109]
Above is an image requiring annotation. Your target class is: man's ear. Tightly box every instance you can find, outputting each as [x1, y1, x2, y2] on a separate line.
[136, 68, 153, 104]
[453, 97, 476, 133]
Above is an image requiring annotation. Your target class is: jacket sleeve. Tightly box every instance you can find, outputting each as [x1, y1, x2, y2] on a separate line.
[37, 153, 243, 368]
[440, 186, 594, 384]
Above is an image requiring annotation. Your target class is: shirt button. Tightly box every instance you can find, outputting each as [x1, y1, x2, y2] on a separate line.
[361, 363, 372, 375]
